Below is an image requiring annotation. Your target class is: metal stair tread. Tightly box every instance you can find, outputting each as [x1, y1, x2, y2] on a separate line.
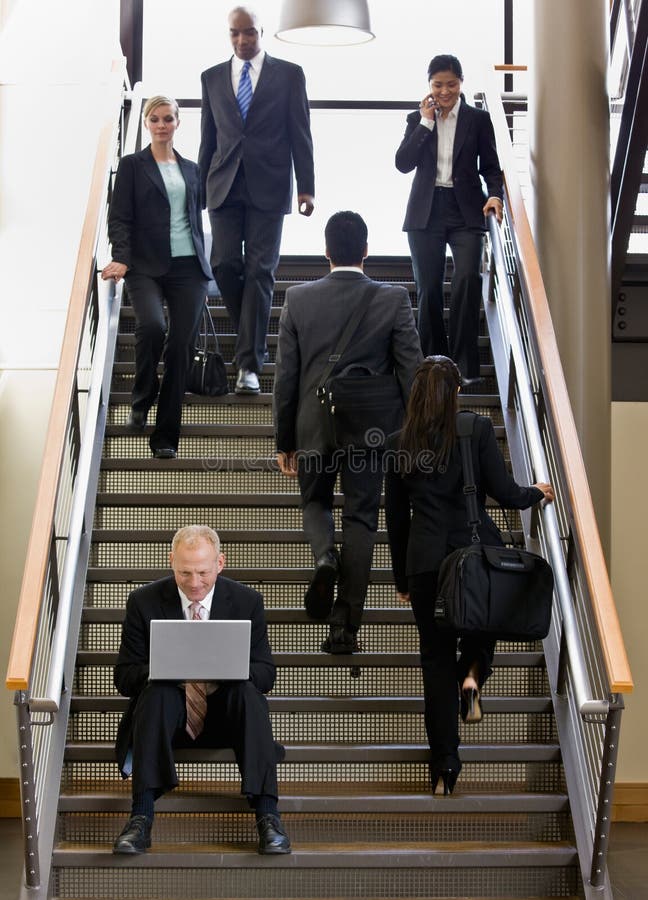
[81, 605, 412, 622]
[89, 529, 395, 544]
[107, 392, 502, 409]
[104, 420, 506, 438]
[57, 790, 570, 813]
[51, 841, 577, 868]
[69, 695, 553, 714]
[75, 649, 545, 667]
[64, 741, 561, 763]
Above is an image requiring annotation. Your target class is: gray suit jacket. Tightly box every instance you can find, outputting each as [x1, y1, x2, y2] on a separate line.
[273, 270, 423, 453]
[199, 54, 315, 213]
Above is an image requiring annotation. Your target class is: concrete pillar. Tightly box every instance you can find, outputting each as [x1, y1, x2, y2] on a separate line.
[530, 0, 610, 554]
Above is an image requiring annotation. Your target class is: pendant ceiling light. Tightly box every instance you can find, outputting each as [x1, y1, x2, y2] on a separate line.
[275, 0, 375, 46]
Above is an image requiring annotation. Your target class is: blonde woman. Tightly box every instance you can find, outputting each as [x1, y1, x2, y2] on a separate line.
[103, 95, 212, 459]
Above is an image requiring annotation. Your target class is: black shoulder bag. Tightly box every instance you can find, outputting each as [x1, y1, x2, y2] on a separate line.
[434, 411, 554, 641]
[316, 283, 405, 451]
[186, 304, 229, 397]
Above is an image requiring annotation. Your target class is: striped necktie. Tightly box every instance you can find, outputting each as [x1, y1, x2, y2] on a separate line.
[237, 60, 253, 122]
[185, 601, 208, 740]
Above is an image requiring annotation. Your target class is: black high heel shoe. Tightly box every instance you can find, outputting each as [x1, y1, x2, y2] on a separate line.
[430, 768, 458, 796]
[461, 686, 482, 724]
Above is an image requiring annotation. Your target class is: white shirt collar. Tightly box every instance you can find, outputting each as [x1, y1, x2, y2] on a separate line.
[231, 49, 265, 75]
[330, 265, 364, 274]
[178, 585, 215, 618]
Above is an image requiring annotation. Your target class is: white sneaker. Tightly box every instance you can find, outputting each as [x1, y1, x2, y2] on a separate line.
[235, 368, 260, 393]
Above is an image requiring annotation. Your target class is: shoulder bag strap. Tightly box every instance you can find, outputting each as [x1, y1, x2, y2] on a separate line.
[198, 301, 221, 353]
[316, 282, 383, 396]
[455, 410, 481, 542]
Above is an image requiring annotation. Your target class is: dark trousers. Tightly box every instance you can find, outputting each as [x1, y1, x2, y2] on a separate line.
[407, 187, 484, 378]
[298, 451, 384, 631]
[408, 571, 495, 775]
[129, 680, 280, 801]
[125, 256, 207, 452]
[208, 167, 284, 374]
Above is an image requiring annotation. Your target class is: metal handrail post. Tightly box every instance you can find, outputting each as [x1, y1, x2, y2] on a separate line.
[14, 692, 40, 889]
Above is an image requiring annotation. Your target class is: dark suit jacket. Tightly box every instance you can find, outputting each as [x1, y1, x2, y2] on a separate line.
[199, 54, 315, 213]
[385, 413, 543, 591]
[273, 270, 423, 453]
[108, 146, 212, 279]
[114, 574, 275, 773]
[395, 100, 503, 232]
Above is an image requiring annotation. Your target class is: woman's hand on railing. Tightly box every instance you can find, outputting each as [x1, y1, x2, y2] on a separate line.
[534, 482, 555, 503]
[483, 196, 503, 224]
[101, 261, 128, 282]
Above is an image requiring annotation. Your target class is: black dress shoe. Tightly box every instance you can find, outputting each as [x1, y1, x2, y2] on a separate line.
[320, 624, 361, 655]
[304, 550, 339, 620]
[112, 814, 152, 854]
[256, 814, 291, 855]
[126, 410, 147, 430]
[152, 447, 177, 459]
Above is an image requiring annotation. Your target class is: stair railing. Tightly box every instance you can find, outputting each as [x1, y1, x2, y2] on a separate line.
[480, 82, 633, 899]
[3, 65, 140, 895]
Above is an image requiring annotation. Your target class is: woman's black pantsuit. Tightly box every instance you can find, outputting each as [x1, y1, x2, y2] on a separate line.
[108, 146, 212, 452]
[396, 102, 503, 378]
[385, 413, 543, 778]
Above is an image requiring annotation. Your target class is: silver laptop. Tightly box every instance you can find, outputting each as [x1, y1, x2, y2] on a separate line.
[149, 619, 251, 681]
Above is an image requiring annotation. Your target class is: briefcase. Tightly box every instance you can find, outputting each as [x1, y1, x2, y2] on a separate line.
[434, 411, 554, 641]
[435, 542, 554, 640]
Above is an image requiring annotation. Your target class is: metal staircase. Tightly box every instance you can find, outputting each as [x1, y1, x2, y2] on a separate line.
[47, 258, 583, 899]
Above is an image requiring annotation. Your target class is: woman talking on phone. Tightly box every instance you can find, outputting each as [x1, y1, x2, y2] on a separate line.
[102, 95, 212, 459]
[396, 55, 503, 386]
[384, 356, 554, 795]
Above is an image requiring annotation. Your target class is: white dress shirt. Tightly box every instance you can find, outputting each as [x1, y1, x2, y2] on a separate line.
[230, 49, 265, 95]
[179, 586, 215, 620]
[420, 97, 460, 188]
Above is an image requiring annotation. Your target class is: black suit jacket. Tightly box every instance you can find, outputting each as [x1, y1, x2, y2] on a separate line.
[114, 574, 275, 772]
[108, 146, 212, 279]
[395, 100, 503, 232]
[385, 413, 543, 591]
[199, 54, 315, 213]
[273, 270, 423, 453]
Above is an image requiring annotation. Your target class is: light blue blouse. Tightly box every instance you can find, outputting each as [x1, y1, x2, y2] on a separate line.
[157, 161, 195, 258]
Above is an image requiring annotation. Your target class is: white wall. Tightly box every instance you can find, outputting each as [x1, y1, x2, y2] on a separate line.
[0, 0, 121, 778]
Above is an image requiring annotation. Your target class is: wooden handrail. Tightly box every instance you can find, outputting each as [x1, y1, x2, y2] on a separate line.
[5, 62, 125, 692]
[484, 80, 633, 694]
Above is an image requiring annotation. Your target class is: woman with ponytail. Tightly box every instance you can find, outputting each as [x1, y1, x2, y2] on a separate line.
[384, 356, 553, 795]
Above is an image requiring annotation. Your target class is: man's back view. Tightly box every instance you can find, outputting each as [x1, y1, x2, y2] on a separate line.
[273, 211, 422, 651]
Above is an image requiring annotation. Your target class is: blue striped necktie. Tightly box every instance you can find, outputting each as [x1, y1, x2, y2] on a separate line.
[237, 60, 253, 122]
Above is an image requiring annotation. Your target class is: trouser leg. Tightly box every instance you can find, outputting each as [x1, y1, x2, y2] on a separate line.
[130, 681, 186, 795]
[124, 273, 166, 415]
[150, 257, 208, 451]
[199, 681, 280, 799]
[409, 571, 462, 774]
[330, 453, 383, 631]
[238, 206, 284, 373]
[447, 228, 484, 379]
[407, 227, 448, 358]
[298, 455, 338, 562]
